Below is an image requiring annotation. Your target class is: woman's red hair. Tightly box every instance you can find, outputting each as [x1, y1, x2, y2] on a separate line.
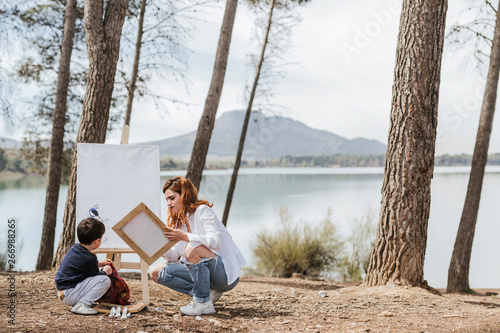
[163, 176, 213, 229]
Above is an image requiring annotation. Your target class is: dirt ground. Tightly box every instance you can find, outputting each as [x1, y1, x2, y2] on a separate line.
[1, 271, 499, 332]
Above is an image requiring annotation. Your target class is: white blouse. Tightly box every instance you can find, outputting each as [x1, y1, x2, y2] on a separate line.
[162, 205, 246, 285]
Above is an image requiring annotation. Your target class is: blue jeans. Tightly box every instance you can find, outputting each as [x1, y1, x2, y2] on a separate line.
[157, 255, 239, 303]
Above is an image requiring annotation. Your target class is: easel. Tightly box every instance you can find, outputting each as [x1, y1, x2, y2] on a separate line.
[94, 125, 150, 306]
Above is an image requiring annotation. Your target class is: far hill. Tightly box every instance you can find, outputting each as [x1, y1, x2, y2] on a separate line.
[0, 137, 21, 149]
[145, 111, 387, 160]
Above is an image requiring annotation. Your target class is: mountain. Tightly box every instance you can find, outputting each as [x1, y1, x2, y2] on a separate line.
[0, 137, 21, 149]
[0, 137, 75, 150]
[145, 110, 387, 159]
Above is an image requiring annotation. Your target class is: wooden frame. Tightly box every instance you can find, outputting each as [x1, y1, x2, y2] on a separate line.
[94, 302, 147, 314]
[112, 202, 177, 265]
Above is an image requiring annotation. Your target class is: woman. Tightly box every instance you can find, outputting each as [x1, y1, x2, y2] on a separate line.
[149, 176, 246, 316]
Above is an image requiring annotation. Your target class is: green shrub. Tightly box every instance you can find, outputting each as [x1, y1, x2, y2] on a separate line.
[0, 234, 9, 271]
[250, 207, 345, 278]
[0, 235, 23, 271]
[0, 148, 7, 172]
[339, 208, 377, 282]
[0, 251, 6, 271]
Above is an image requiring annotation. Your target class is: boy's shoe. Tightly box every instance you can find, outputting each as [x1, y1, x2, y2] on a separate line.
[180, 300, 215, 316]
[210, 289, 223, 304]
[70, 301, 98, 315]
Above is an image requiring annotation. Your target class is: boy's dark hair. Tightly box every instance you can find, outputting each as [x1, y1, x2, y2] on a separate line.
[77, 217, 105, 245]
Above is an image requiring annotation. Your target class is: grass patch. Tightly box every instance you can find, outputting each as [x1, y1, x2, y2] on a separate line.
[339, 209, 377, 282]
[248, 207, 344, 278]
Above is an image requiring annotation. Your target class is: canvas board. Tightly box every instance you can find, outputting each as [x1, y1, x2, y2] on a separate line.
[76, 143, 161, 248]
[94, 302, 146, 314]
[113, 202, 177, 265]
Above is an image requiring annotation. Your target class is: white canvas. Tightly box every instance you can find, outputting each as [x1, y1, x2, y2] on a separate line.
[76, 143, 160, 248]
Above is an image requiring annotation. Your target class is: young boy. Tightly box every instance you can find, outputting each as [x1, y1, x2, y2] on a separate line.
[55, 217, 112, 315]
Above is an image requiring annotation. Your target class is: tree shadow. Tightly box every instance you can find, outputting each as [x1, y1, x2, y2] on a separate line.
[241, 277, 343, 291]
[215, 307, 292, 320]
[463, 300, 500, 308]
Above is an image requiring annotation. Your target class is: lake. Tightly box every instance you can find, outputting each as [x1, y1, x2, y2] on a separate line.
[1, 166, 499, 288]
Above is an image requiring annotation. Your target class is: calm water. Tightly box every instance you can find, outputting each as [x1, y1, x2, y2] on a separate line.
[1, 166, 499, 288]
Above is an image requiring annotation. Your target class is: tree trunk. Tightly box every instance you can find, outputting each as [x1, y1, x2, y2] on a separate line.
[36, 0, 77, 271]
[364, 0, 447, 287]
[447, 0, 500, 293]
[222, 0, 275, 226]
[52, 0, 128, 269]
[123, 0, 147, 130]
[185, 0, 238, 190]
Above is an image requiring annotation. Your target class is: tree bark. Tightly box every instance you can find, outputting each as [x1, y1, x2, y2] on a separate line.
[222, 0, 275, 226]
[447, 0, 500, 293]
[364, 0, 447, 287]
[36, 0, 77, 271]
[52, 0, 128, 269]
[185, 0, 238, 190]
[123, 0, 147, 130]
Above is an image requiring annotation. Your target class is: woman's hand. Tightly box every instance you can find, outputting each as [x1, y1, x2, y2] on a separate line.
[164, 226, 189, 242]
[98, 259, 112, 267]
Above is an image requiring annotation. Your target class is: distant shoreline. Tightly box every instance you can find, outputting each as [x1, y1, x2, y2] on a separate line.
[0, 170, 31, 181]
[3, 164, 500, 181]
[2, 144, 500, 177]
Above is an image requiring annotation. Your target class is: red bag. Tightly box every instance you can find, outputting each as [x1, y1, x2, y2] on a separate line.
[98, 262, 130, 305]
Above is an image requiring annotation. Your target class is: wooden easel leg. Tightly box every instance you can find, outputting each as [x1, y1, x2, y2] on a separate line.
[114, 253, 122, 270]
[119, 124, 149, 305]
[121, 124, 130, 145]
[140, 258, 150, 305]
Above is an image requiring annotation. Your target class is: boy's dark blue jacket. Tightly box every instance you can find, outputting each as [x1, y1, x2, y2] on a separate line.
[55, 243, 105, 290]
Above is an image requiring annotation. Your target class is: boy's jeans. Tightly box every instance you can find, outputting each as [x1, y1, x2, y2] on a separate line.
[157, 254, 239, 303]
[59, 275, 110, 306]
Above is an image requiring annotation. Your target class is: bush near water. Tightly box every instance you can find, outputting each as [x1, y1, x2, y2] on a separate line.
[248, 207, 377, 281]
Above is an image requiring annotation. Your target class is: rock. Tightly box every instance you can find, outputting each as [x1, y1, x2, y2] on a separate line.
[378, 310, 394, 317]
[209, 318, 222, 326]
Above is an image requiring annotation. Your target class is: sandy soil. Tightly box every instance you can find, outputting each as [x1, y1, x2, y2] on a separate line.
[1, 271, 499, 332]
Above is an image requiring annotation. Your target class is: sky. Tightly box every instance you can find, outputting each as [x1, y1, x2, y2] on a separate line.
[2, 0, 499, 156]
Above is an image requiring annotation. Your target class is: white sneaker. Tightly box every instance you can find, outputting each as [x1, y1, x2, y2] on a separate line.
[70, 301, 98, 315]
[210, 289, 223, 304]
[180, 300, 216, 316]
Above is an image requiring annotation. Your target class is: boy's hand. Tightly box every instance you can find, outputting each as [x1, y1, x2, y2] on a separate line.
[98, 259, 112, 267]
[102, 265, 112, 275]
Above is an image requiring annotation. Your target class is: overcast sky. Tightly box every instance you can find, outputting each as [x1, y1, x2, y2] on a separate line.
[3, 0, 499, 156]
